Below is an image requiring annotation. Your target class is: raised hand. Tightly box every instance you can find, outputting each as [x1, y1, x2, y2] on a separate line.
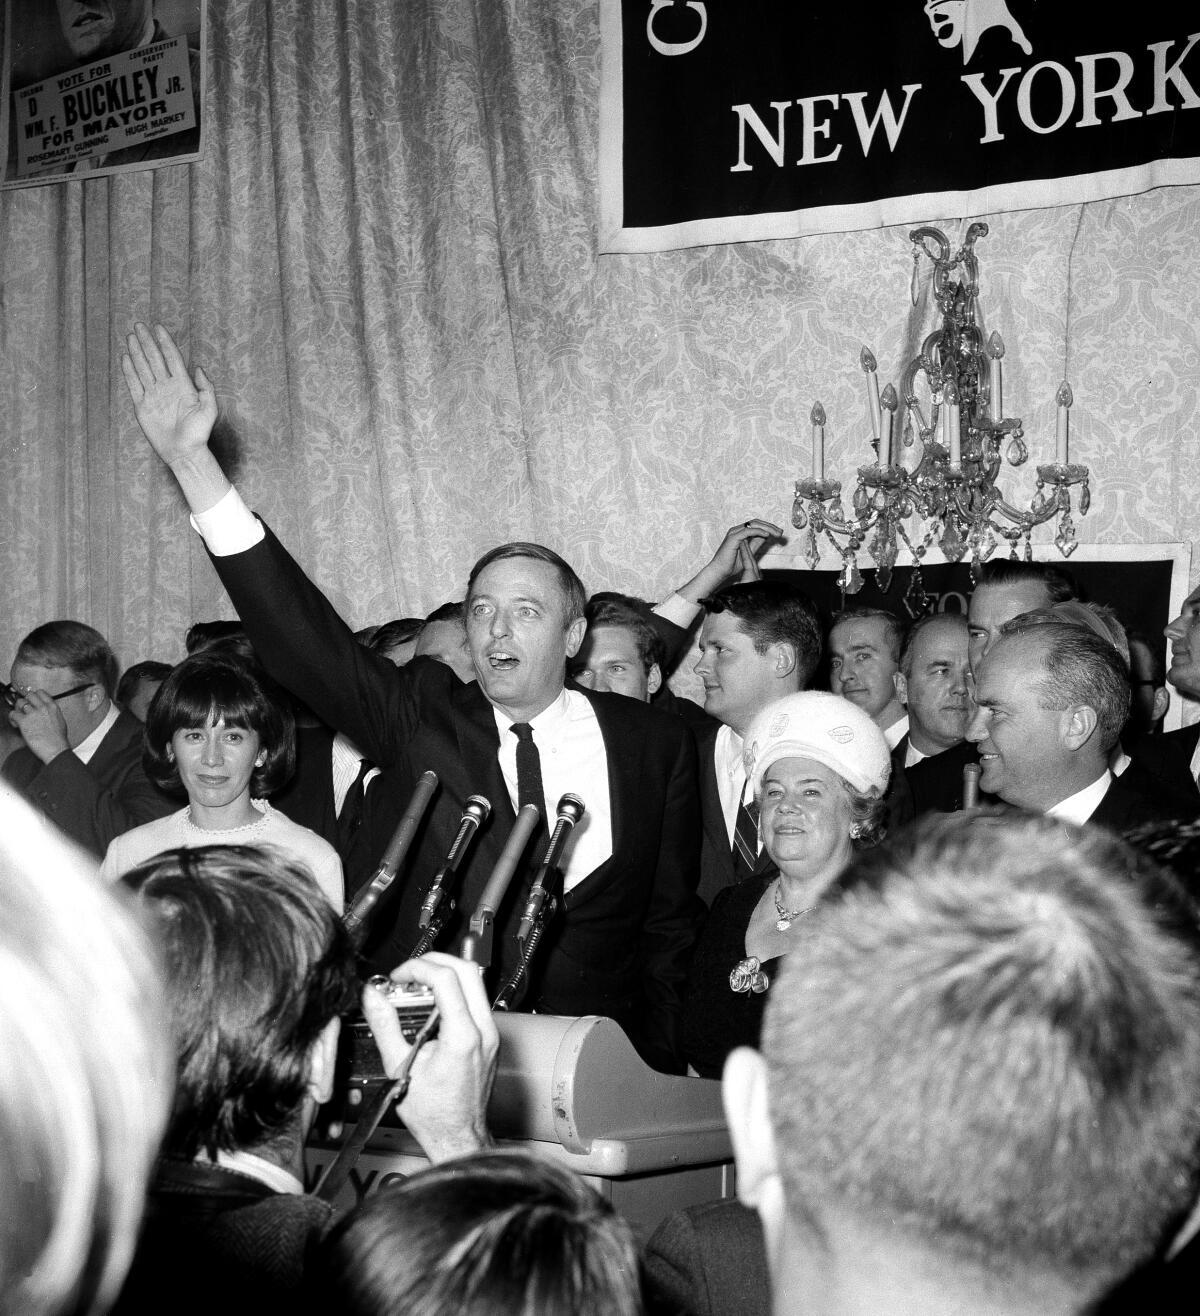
[121, 322, 218, 467]
[678, 518, 784, 602]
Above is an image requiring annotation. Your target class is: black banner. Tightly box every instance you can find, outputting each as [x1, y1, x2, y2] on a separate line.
[600, 2, 1200, 251]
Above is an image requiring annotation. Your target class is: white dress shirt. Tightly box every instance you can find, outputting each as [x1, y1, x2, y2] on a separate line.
[493, 689, 613, 891]
[713, 723, 757, 851]
[1047, 771, 1112, 826]
[75, 702, 120, 764]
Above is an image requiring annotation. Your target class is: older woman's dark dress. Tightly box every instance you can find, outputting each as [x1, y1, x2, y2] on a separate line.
[682, 872, 782, 1079]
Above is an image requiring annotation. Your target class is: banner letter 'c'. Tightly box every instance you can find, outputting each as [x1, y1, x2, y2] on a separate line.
[647, 0, 707, 56]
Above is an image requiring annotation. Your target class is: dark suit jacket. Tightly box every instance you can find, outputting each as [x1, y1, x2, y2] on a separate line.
[905, 738, 1000, 816]
[643, 1199, 770, 1316]
[886, 736, 917, 831]
[272, 722, 340, 848]
[1130, 725, 1200, 810]
[694, 718, 774, 908]
[110, 1158, 332, 1316]
[208, 526, 702, 1072]
[2, 706, 176, 858]
[1088, 774, 1190, 834]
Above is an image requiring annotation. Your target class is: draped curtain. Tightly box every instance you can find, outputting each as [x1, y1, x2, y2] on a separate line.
[2, 0, 1200, 684]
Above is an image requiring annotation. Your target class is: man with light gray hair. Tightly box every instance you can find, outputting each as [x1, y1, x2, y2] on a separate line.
[724, 811, 1200, 1314]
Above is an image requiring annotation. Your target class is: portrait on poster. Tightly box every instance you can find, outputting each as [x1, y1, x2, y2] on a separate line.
[2, 0, 205, 187]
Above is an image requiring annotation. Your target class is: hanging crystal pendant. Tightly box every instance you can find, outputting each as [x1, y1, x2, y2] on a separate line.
[1055, 512, 1078, 556]
[1006, 436, 1028, 466]
[1079, 480, 1090, 515]
[792, 496, 808, 529]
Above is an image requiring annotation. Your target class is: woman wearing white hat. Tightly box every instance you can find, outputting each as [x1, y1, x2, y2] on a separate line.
[681, 691, 891, 1078]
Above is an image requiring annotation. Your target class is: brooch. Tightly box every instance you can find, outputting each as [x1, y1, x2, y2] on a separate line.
[729, 956, 770, 995]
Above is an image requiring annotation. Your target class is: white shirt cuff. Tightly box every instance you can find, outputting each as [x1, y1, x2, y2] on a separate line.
[189, 486, 265, 556]
[654, 592, 702, 628]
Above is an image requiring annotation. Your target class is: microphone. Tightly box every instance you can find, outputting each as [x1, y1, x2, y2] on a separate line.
[343, 770, 439, 938]
[459, 803, 541, 969]
[418, 795, 491, 928]
[962, 762, 981, 810]
[517, 794, 586, 950]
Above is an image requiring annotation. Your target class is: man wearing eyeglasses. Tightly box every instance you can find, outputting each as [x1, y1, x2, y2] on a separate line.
[3, 620, 174, 856]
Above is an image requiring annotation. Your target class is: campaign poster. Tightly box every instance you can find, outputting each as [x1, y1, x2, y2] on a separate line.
[600, 2, 1200, 252]
[2, 0, 205, 187]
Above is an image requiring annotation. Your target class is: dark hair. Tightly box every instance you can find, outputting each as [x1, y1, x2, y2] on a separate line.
[976, 558, 1078, 603]
[425, 600, 466, 625]
[702, 581, 823, 684]
[184, 620, 253, 658]
[467, 543, 587, 627]
[582, 594, 667, 676]
[999, 618, 1131, 753]
[123, 845, 358, 1160]
[1126, 629, 1166, 687]
[143, 653, 295, 798]
[368, 618, 425, 656]
[15, 620, 119, 698]
[765, 810, 1200, 1291]
[116, 660, 174, 709]
[831, 607, 906, 664]
[316, 1149, 642, 1316]
[899, 612, 967, 678]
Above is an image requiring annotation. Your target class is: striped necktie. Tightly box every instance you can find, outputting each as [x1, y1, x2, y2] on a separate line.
[731, 794, 760, 881]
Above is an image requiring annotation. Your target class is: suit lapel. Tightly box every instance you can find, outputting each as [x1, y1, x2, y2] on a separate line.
[560, 689, 639, 906]
[87, 709, 136, 778]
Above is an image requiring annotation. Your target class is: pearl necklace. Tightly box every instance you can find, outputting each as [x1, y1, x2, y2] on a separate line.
[773, 879, 812, 932]
[184, 805, 269, 834]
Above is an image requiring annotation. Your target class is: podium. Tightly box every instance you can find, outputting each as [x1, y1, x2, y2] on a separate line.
[308, 1013, 736, 1232]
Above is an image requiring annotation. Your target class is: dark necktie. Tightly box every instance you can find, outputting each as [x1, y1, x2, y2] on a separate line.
[510, 723, 547, 827]
[731, 793, 760, 881]
[335, 758, 372, 853]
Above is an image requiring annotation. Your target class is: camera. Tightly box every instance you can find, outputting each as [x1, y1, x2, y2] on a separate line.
[341, 976, 438, 1085]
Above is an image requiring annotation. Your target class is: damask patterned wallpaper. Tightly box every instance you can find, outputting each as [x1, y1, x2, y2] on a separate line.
[1, 1, 1198, 696]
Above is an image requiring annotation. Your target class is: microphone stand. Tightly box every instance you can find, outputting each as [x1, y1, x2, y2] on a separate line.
[314, 805, 540, 1202]
[493, 794, 585, 1012]
[342, 770, 439, 941]
[406, 794, 491, 959]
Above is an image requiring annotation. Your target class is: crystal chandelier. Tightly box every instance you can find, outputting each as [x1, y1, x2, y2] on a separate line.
[792, 222, 1090, 608]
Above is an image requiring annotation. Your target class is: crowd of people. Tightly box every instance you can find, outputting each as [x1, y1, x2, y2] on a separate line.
[4, 319, 1200, 1314]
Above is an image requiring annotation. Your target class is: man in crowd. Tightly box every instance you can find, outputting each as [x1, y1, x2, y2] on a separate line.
[1136, 582, 1200, 804]
[4, 620, 175, 856]
[966, 618, 1173, 829]
[966, 558, 1078, 672]
[828, 608, 908, 748]
[908, 559, 1078, 815]
[413, 601, 476, 682]
[692, 580, 823, 902]
[894, 613, 970, 769]
[572, 594, 667, 702]
[122, 321, 700, 1074]
[723, 811, 1200, 1315]
[113, 845, 496, 1313]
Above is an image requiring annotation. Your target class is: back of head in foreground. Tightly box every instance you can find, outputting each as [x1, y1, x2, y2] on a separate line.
[727, 810, 1200, 1314]
[122, 844, 357, 1162]
[0, 784, 171, 1316]
[314, 1148, 642, 1316]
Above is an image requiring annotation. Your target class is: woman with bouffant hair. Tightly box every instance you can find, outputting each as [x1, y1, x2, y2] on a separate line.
[314, 1149, 643, 1316]
[99, 652, 343, 908]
